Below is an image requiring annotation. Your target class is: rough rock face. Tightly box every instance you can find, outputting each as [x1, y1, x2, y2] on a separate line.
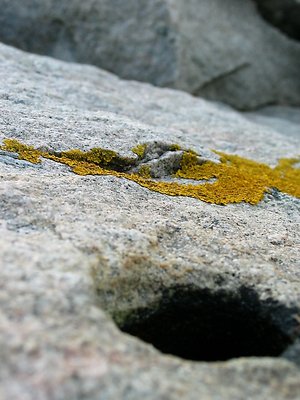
[253, 0, 300, 40]
[0, 0, 300, 110]
[0, 43, 300, 399]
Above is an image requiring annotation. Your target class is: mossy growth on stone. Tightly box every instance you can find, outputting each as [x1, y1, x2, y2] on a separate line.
[137, 164, 152, 179]
[132, 144, 147, 159]
[61, 146, 135, 171]
[169, 144, 181, 151]
[1, 138, 41, 164]
[1, 138, 299, 205]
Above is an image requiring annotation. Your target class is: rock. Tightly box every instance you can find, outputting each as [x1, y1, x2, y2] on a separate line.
[244, 106, 300, 139]
[253, 0, 300, 41]
[0, 43, 300, 399]
[283, 339, 300, 367]
[0, 0, 300, 110]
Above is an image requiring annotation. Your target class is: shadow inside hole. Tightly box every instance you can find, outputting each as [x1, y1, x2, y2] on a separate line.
[118, 286, 295, 362]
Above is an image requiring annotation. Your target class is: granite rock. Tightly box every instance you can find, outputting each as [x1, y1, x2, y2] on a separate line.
[244, 106, 300, 139]
[0, 0, 300, 109]
[0, 43, 300, 399]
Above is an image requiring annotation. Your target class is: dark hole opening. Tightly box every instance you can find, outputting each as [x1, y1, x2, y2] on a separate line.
[118, 286, 294, 362]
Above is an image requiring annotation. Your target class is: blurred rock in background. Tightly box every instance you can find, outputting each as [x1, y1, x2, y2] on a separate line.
[0, 0, 299, 110]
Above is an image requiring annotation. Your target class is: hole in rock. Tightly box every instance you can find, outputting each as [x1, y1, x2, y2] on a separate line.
[118, 286, 294, 362]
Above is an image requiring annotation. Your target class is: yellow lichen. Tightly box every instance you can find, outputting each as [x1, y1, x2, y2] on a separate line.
[137, 164, 152, 178]
[1, 138, 299, 205]
[1, 138, 42, 164]
[169, 144, 181, 151]
[132, 144, 147, 159]
[61, 147, 117, 166]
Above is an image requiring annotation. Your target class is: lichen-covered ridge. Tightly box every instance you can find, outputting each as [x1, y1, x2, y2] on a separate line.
[1, 138, 299, 205]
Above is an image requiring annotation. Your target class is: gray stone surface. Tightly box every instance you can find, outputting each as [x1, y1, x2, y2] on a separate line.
[0, 0, 300, 109]
[283, 339, 300, 367]
[0, 43, 300, 399]
[244, 106, 300, 139]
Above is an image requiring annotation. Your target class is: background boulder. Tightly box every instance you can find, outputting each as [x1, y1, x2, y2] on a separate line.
[0, 0, 299, 109]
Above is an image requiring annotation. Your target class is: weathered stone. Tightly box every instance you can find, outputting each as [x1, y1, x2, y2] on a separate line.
[0, 0, 299, 109]
[283, 339, 300, 367]
[0, 43, 300, 399]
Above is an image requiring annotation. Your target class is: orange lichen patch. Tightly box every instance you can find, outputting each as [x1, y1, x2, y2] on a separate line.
[175, 150, 300, 204]
[61, 148, 117, 166]
[1, 138, 299, 205]
[0, 138, 133, 171]
[1, 138, 42, 163]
